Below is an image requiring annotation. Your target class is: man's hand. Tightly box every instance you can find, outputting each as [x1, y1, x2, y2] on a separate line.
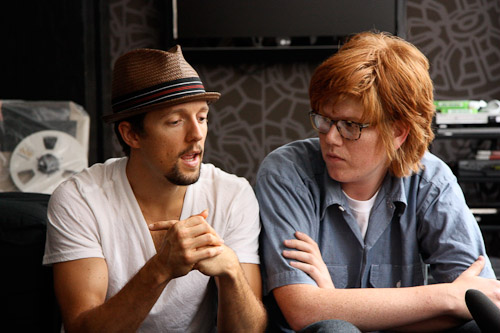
[282, 231, 335, 289]
[150, 210, 266, 331]
[450, 256, 500, 319]
[194, 244, 240, 277]
[149, 210, 225, 279]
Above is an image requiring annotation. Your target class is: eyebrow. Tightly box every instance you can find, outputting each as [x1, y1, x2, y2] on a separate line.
[158, 106, 209, 121]
[169, 105, 209, 113]
[319, 112, 362, 123]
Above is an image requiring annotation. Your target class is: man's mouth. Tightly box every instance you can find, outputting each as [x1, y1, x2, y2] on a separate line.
[182, 153, 198, 161]
[180, 149, 202, 168]
[326, 152, 343, 159]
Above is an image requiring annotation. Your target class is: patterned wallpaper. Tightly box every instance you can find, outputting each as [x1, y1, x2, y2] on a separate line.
[109, 0, 164, 62]
[407, 0, 500, 100]
[107, 0, 500, 187]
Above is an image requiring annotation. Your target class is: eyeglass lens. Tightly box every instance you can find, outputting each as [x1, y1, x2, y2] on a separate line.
[312, 114, 360, 140]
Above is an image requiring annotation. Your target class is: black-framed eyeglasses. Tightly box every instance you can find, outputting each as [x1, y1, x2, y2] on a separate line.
[309, 111, 370, 141]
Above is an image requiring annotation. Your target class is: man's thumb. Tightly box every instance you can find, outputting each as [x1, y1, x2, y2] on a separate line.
[197, 209, 209, 219]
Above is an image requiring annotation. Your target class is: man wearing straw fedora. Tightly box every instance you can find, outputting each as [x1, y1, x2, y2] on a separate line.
[43, 46, 267, 332]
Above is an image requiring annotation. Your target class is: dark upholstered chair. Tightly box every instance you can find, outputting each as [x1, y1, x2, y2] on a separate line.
[0, 192, 61, 332]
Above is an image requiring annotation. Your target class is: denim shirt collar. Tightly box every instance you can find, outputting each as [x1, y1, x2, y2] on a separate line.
[319, 167, 409, 246]
[319, 169, 346, 221]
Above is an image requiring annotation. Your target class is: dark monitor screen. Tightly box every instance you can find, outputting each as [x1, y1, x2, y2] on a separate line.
[173, 0, 403, 51]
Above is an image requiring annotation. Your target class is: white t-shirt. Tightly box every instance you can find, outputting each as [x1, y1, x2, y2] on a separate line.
[43, 157, 260, 333]
[343, 190, 379, 239]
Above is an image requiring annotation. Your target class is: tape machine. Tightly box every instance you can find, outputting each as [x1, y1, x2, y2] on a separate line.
[0, 100, 89, 194]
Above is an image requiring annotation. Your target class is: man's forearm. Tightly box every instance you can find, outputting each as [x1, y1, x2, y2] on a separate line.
[275, 283, 465, 332]
[216, 266, 267, 332]
[62, 256, 170, 333]
[390, 315, 467, 332]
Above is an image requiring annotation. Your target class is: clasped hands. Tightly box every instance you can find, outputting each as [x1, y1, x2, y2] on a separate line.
[148, 210, 237, 279]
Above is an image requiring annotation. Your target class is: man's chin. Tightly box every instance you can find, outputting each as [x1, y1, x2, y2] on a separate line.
[166, 165, 201, 186]
[327, 168, 351, 183]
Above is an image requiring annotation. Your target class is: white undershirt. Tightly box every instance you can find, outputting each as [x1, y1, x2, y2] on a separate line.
[343, 189, 380, 239]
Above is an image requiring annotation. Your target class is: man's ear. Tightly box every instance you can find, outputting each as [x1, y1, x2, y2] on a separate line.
[118, 121, 141, 149]
[394, 121, 409, 150]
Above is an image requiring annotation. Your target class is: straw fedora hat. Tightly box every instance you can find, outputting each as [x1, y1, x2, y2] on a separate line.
[103, 45, 220, 123]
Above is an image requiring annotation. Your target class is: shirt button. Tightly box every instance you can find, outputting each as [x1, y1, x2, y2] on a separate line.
[338, 205, 345, 212]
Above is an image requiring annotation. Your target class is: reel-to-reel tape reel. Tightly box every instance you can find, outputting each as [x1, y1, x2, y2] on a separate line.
[0, 100, 89, 194]
[9, 130, 88, 194]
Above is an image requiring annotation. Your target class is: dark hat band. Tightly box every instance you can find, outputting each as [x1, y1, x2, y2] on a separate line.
[112, 77, 206, 113]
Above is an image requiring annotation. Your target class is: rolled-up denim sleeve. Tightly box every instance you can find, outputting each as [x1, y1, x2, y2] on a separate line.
[256, 160, 320, 295]
[416, 173, 495, 281]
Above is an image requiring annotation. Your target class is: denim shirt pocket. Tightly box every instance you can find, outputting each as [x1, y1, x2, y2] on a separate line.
[369, 263, 425, 288]
[326, 264, 348, 289]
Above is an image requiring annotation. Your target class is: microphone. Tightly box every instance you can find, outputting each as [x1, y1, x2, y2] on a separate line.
[465, 289, 500, 333]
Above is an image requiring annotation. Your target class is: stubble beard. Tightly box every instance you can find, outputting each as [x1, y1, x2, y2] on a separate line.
[165, 147, 203, 186]
[165, 162, 201, 186]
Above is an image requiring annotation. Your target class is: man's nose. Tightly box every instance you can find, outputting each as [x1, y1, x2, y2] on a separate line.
[324, 123, 343, 145]
[186, 118, 204, 142]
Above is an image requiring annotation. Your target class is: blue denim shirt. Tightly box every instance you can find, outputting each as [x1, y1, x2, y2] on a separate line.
[256, 138, 494, 297]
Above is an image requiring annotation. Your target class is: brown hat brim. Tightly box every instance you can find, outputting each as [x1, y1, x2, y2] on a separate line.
[102, 91, 220, 123]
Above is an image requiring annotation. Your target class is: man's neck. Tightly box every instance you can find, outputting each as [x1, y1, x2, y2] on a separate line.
[341, 171, 387, 201]
[126, 158, 188, 223]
